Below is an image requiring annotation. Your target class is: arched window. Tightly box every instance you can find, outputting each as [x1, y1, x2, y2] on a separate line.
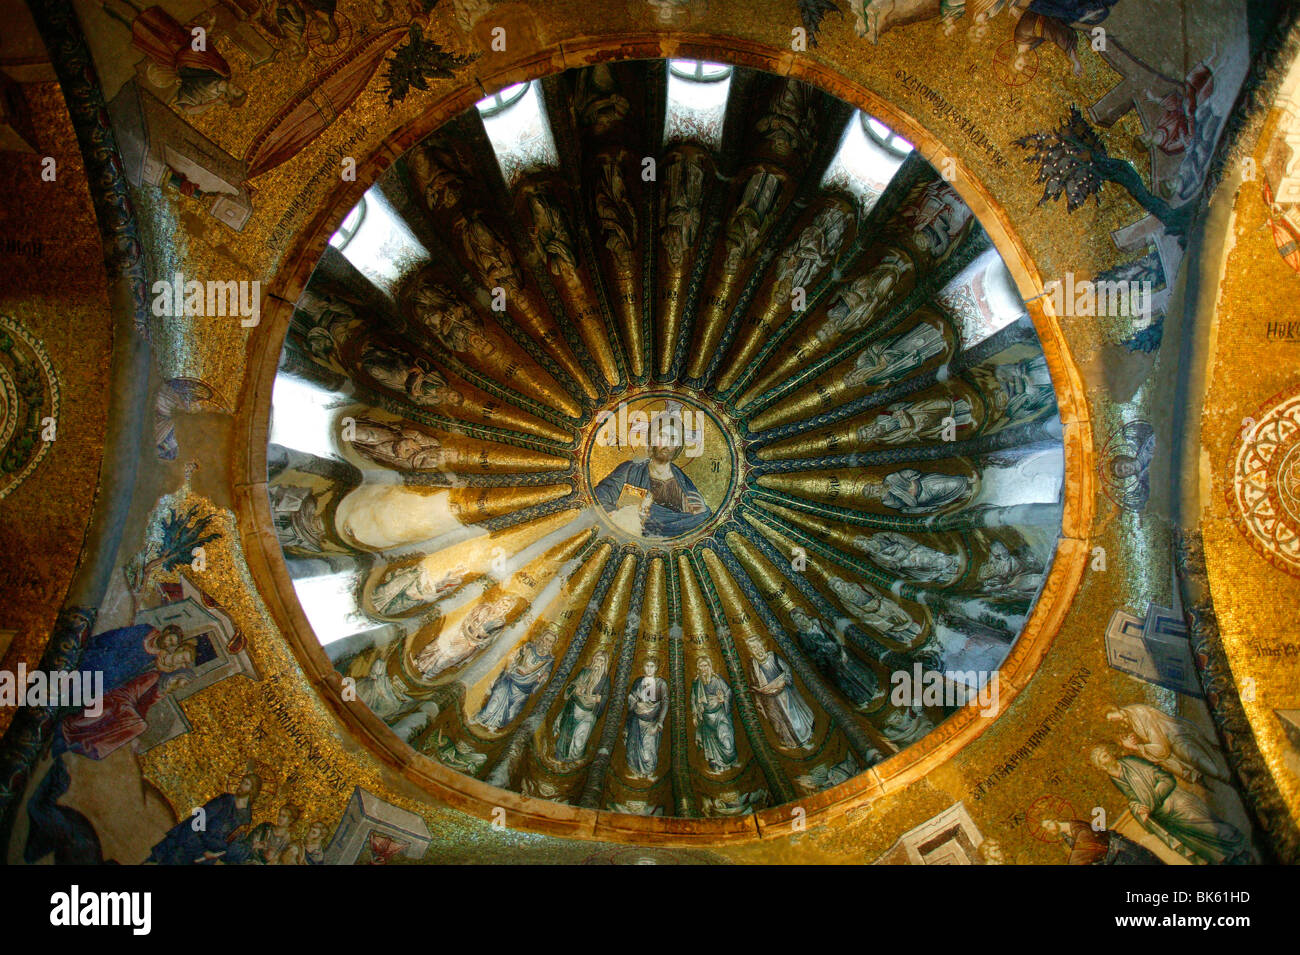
[328, 197, 366, 251]
[668, 59, 733, 82]
[476, 81, 531, 118]
[861, 114, 914, 157]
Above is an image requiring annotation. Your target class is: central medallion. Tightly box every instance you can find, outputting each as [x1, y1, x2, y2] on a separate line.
[582, 391, 739, 544]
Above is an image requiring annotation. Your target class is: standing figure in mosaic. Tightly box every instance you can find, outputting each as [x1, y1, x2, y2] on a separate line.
[791, 609, 879, 708]
[857, 396, 973, 446]
[845, 321, 946, 388]
[554, 651, 610, 762]
[819, 251, 913, 342]
[828, 576, 923, 643]
[623, 658, 669, 777]
[864, 468, 974, 514]
[852, 531, 962, 584]
[660, 153, 705, 267]
[746, 635, 816, 749]
[473, 628, 558, 731]
[691, 657, 739, 772]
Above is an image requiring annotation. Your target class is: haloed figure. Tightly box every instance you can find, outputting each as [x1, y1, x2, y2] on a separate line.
[746, 635, 815, 750]
[553, 651, 610, 763]
[1089, 744, 1250, 865]
[593, 404, 711, 538]
[472, 629, 557, 731]
[1039, 818, 1164, 865]
[146, 772, 261, 864]
[691, 658, 739, 772]
[623, 658, 669, 778]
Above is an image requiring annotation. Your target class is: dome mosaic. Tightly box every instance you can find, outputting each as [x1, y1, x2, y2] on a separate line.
[267, 59, 1066, 820]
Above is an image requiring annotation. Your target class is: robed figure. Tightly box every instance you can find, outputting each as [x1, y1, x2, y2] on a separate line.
[854, 532, 961, 584]
[900, 180, 971, 257]
[594, 152, 637, 260]
[660, 154, 705, 266]
[473, 632, 557, 731]
[553, 652, 609, 762]
[1091, 747, 1250, 865]
[873, 469, 973, 514]
[360, 343, 460, 409]
[56, 623, 197, 761]
[120, 4, 247, 113]
[594, 457, 711, 537]
[845, 322, 946, 388]
[61, 669, 193, 761]
[994, 354, 1055, 423]
[224, 804, 299, 865]
[775, 207, 849, 301]
[828, 577, 922, 644]
[978, 540, 1043, 595]
[1106, 704, 1229, 785]
[1040, 819, 1165, 866]
[24, 622, 196, 864]
[623, 660, 668, 777]
[746, 638, 815, 749]
[593, 404, 711, 538]
[858, 397, 973, 447]
[691, 660, 739, 772]
[791, 610, 878, 708]
[414, 596, 513, 679]
[146, 773, 261, 864]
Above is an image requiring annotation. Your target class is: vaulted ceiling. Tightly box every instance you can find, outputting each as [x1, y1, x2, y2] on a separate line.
[270, 61, 1065, 816]
[1, 0, 1298, 864]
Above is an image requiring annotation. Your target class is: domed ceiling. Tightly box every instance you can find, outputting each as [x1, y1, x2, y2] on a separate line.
[267, 59, 1065, 818]
[5, 0, 1299, 869]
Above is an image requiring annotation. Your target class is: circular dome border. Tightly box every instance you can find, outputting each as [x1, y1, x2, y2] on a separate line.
[234, 35, 1095, 846]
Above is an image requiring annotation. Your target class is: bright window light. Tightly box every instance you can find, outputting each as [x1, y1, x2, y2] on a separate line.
[668, 59, 732, 82]
[664, 62, 733, 149]
[821, 109, 905, 202]
[328, 198, 366, 251]
[336, 186, 427, 293]
[862, 114, 914, 156]
[479, 80, 559, 186]
[476, 81, 530, 117]
[293, 572, 386, 647]
[270, 374, 341, 461]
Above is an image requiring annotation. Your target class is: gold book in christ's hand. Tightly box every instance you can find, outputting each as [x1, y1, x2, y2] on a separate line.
[617, 483, 649, 509]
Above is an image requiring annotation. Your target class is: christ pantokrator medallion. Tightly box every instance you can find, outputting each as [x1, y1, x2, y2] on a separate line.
[584, 393, 737, 542]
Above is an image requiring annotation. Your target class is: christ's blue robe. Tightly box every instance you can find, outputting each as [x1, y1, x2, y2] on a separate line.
[593, 460, 711, 537]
